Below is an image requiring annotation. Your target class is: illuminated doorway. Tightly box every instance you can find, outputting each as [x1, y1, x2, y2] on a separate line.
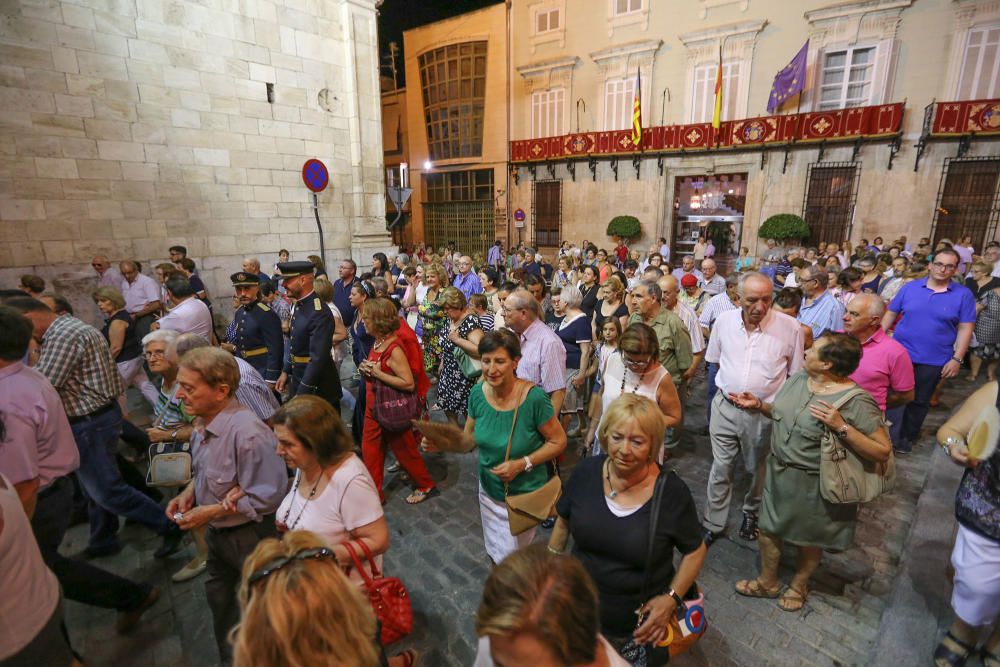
[672, 173, 747, 272]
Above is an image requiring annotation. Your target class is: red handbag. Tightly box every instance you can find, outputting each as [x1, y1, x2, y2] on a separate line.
[372, 343, 424, 432]
[343, 541, 413, 645]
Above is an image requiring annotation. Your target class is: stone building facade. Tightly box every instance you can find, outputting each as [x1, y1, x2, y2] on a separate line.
[0, 0, 391, 321]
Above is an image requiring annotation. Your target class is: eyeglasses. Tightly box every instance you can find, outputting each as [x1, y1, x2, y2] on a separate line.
[622, 354, 651, 369]
[931, 262, 957, 270]
[246, 547, 337, 586]
[144, 350, 166, 359]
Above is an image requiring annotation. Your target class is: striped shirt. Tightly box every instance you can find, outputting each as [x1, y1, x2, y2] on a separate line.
[152, 381, 191, 429]
[477, 311, 496, 332]
[235, 357, 279, 421]
[698, 291, 739, 332]
[37, 315, 124, 418]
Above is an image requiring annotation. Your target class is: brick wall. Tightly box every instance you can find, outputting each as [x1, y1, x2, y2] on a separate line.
[0, 0, 391, 324]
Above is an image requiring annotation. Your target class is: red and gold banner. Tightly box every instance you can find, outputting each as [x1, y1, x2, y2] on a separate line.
[510, 102, 904, 163]
[930, 99, 1000, 136]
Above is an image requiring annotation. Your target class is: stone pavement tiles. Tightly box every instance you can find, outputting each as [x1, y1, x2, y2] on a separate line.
[61, 372, 976, 666]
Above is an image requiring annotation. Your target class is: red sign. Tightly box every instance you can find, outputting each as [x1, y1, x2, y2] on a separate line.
[302, 158, 329, 192]
[514, 208, 525, 228]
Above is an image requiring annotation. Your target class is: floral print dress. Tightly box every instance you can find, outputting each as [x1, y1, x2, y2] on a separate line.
[437, 314, 482, 415]
[418, 292, 446, 376]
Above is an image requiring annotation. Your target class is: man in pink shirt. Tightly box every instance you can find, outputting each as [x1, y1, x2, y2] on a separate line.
[843, 294, 915, 412]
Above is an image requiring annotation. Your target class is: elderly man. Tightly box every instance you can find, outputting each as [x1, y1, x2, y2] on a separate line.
[628, 280, 692, 388]
[92, 255, 123, 289]
[671, 255, 704, 284]
[882, 247, 975, 454]
[119, 260, 161, 340]
[166, 347, 286, 663]
[154, 275, 213, 339]
[333, 258, 359, 327]
[502, 288, 566, 413]
[843, 294, 915, 414]
[0, 306, 160, 633]
[453, 255, 483, 300]
[275, 261, 341, 407]
[659, 275, 704, 386]
[241, 256, 270, 284]
[5, 297, 183, 559]
[176, 333, 278, 422]
[700, 258, 726, 296]
[798, 264, 845, 340]
[703, 273, 804, 545]
[761, 238, 783, 266]
[225, 272, 283, 385]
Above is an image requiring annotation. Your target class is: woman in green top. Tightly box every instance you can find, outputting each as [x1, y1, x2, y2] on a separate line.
[422, 329, 566, 564]
[728, 333, 891, 612]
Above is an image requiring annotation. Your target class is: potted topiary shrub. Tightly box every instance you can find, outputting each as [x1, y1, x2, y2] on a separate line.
[757, 213, 810, 245]
[607, 215, 641, 244]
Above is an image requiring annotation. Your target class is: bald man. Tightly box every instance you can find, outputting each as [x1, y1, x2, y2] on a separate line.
[92, 255, 123, 289]
[843, 293, 914, 414]
[453, 255, 483, 300]
[242, 256, 270, 284]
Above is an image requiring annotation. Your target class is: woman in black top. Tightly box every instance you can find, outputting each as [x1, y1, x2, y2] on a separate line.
[578, 265, 600, 320]
[593, 275, 629, 338]
[549, 394, 706, 666]
[371, 252, 396, 293]
[93, 286, 155, 405]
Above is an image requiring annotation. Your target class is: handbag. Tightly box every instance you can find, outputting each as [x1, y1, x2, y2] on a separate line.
[451, 316, 483, 380]
[502, 383, 562, 536]
[818, 387, 896, 504]
[637, 471, 706, 659]
[145, 440, 192, 488]
[343, 541, 413, 646]
[372, 343, 424, 432]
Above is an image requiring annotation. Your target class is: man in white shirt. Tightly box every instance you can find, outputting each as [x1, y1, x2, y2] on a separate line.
[154, 276, 214, 340]
[92, 256, 123, 289]
[703, 273, 804, 546]
[670, 255, 704, 284]
[699, 258, 726, 296]
[120, 260, 162, 340]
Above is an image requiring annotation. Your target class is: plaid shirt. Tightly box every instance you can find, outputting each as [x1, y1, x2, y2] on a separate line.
[38, 315, 124, 418]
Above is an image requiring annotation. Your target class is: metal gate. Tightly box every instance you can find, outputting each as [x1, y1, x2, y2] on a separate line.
[801, 162, 861, 246]
[532, 180, 562, 249]
[422, 201, 495, 257]
[930, 157, 1000, 248]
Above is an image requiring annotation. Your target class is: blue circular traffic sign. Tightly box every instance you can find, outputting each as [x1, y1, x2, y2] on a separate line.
[302, 158, 329, 193]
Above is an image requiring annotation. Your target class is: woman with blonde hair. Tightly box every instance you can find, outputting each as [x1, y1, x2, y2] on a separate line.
[593, 275, 629, 338]
[415, 263, 448, 379]
[93, 286, 157, 406]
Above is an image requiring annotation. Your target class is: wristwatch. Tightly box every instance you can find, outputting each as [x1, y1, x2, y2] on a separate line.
[667, 588, 685, 608]
[522, 456, 534, 472]
[836, 424, 850, 438]
[951, 355, 963, 364]
[942, 435, 964, 456]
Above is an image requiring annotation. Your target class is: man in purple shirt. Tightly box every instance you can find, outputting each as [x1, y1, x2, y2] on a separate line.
[843, 294, 915, 413]
[883, 248, 976, 453]
[0, 306, 159, 633]
[502, 289, 566, 414]
[487, 241, 504, 272]
[453, 255, 483, 300]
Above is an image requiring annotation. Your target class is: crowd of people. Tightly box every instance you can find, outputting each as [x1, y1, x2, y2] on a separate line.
[1, 232, 998, 667]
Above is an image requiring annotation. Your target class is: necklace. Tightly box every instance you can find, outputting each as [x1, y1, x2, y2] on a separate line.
[373, 336, 388, 350]
[605, 459, 647, 499]
[619, 355, 647, 394]
[807, 377, 841, 393]
[281, 468, 325, 531]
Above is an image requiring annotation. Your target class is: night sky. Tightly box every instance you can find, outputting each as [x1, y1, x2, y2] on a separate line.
[378, 0, 501, 86]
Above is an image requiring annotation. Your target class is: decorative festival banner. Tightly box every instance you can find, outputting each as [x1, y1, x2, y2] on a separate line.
[930, 99, 1000, 136]
[510, 102, 904, 162]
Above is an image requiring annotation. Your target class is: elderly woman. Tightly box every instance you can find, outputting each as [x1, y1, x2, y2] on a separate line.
[553, 284, 593, 437]
[553, 256, 577, 290]
[437, 287, 484, 425]
[730, 333, 890, 612]
[473, 545, 630, 667]
[678, 274, 708, 315]
[422, 330, 566, 563]
[549, 394, 706, 665]
[358, 298, 437, 505]
[969, 278, 1000, 383]
[93, 286, 157, 406]
[584, 324, 682, 460]
[273, 396, 388, 586]
[933, 381, 1000, 666]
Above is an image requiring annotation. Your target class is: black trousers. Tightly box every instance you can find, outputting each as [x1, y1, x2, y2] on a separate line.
[31, 476, 151, 611]
[205, 515, 278, 664]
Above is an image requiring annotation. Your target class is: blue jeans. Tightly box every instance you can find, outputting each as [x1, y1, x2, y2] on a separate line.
[71, 404, 172, 550]
[898, 362, 944, 446]
[706, 362, 720, 423]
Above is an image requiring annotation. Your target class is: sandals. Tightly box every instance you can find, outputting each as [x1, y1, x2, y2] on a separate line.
[735, 578, 781, 599]
[933, 631, 977, 667]
[404, 487, 440, 505]
[778, 586, 808, 612]
[396, 649, 421, 667]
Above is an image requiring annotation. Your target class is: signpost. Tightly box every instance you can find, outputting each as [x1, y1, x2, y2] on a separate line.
[302, 158, 330, 265]
[514, 208, 526, 228]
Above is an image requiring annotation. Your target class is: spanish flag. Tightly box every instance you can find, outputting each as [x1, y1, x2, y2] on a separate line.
[631, 68, 642, 147]
[711, 44, 723, 130]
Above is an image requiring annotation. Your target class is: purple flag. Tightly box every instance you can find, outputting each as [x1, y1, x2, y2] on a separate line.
[767, 40, 808, 114]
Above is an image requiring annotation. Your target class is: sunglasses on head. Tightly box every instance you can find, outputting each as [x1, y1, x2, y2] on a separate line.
[246, 547, 338, 587]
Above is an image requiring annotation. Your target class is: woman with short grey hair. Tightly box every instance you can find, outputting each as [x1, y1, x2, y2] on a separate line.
[553, 283, 592, 435]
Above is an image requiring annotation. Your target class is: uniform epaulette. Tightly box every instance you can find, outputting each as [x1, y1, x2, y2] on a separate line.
[314, 298, 322, 311]
[256, 302, 271, 312]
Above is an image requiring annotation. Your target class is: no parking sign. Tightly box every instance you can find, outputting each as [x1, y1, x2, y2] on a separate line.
[302, 158, 329, 193]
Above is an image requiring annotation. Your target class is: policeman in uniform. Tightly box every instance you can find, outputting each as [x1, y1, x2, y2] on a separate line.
[226, 271, 284, 385]
[274, 260, 342, 406]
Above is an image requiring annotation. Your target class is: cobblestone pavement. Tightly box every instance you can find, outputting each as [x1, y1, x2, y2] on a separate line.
[61, 368, 975, 666]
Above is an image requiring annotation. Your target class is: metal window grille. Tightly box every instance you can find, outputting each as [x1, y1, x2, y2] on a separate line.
[532, 180, 562, 249]
[802, 162, 861, 246]
[422, 169, 495, 257]
[930, 157, 1000, 249]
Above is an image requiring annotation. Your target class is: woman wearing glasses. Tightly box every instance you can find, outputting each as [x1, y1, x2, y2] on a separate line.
[583, 323, 682, 460]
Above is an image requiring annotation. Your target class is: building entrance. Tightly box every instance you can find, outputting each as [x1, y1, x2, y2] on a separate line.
[671, 173, 746, 273]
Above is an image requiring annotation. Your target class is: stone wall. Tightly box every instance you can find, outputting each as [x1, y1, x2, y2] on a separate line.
[0, 0, 391, 324]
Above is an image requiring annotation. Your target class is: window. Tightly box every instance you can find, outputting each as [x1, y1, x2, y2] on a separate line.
[931, 158, 1000, 248]
[802, 163, 861, 245]
[535, 7, 560, 34]
[418, 41, 488, 161]
[957, 25, 1000, 100]
[604, 77, 636, 131]
[817, 46, 875, 111]
[612, 0, 642, 16]
[691, 61, 740, 123]
[531, 88, 565, 138]
[533, 181, 562, 248]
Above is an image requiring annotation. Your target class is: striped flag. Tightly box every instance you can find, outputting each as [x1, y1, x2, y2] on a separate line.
[711, 44, 723, 130]
[631, 68, 642, 147]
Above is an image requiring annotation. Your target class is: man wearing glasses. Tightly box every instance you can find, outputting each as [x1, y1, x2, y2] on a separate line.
[882, 248, 976, 455]
[797, 264, 845, 340]
[502, 289, 566, 414]
[91, 255, 123, 289]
